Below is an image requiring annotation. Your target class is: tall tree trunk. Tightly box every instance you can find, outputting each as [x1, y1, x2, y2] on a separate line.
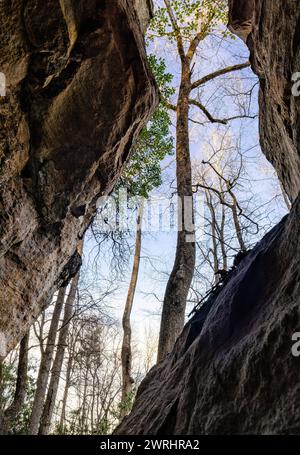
[229, 192, 246, 252]
[90, 372, 96, 433]
[59, 351, 73, 431]
[1, 332, 29, 434]
[121, 201, 144, 417]
[157, 61, 195, 362]
[38, 271, 80, 435]
[29, 287, 66, 435]
[80, 366, 89, 433]
[206, 191, 220, 283]
[219, 202, 228, 271]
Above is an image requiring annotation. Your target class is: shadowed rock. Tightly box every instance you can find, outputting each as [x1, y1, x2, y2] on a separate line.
[0, 0, 158, 355]
[117, 202, 300, 434]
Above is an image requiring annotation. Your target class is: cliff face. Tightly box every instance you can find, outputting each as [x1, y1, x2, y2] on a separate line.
[250, 0, 300, 202]
[229, 0, 300, 202]
[0, 0, 157, 358]
[116, 0, 300, 435]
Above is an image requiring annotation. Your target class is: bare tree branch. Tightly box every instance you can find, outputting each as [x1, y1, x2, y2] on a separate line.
[191, 62, 251, 90]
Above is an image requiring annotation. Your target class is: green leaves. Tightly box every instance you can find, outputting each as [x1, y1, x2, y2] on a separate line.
[120, 55, 174, 199]
[149, 0, 228, 43]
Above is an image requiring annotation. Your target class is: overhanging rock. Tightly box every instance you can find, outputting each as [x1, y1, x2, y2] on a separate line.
[0, 0, 158, 357]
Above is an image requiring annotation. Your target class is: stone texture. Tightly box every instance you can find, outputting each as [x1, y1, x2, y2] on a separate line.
[0, 0, 158, 356]
[134, 0, 154, 32]
[228, 0, 300, 202]
[228, 0, 254, 42]
[116, 0, 300, 435]
[248, 0, 300, 202]
[117, 206, 300, 434]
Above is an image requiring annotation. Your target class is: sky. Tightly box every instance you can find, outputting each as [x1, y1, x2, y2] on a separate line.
[81, 2, 288, 351]
[3, 2, 290, 431]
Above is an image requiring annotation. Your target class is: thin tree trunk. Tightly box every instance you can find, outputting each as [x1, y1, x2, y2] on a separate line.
[121, 201, 144, 417]
[230, 192, 246, 252]
[38, 271, 80, 435]
[59, 351, 73, 431]
[29, 287, 66, 435]
[219, 202, 228, 271]
[80, 366, 89, 433]
[90, 373, 96, 433]
[158, 61, 195, 362]
[206, 191, 220, 283]
[1, 332, 29, 434]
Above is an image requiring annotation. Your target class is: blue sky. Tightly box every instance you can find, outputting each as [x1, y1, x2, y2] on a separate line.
[81, 7, 288, 348]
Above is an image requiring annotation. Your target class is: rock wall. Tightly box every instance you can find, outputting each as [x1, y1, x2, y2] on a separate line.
[249, 0, 300, 201]
[134, 0, 154, 32]
[228, 0, 300, 201]
[116, 0, 300, 435]
[0, 0, 157, 357]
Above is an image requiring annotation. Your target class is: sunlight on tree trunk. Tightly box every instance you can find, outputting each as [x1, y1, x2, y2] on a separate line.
[39, 243, 82, 435]
[153, 0, 250, 361]
[29, 286, 66, 435]
[59, 351, 73, 430]
[205, 191, 220, 283]
[157, 62, 196, 361]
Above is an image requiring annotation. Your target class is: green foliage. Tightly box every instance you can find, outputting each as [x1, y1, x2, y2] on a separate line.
[15, 377, 35, 434]
[0, 361, 36, 434]
[0, 362, 16, 411]
[120, 55, 174, 199]
[54, 422, 67, 435]
[115, 389, 136, 422]
[149, 0, 228, 42]
[56, 408, 81, 435]
[55, 408, 119, 435]
[94, 417, 110, 435]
